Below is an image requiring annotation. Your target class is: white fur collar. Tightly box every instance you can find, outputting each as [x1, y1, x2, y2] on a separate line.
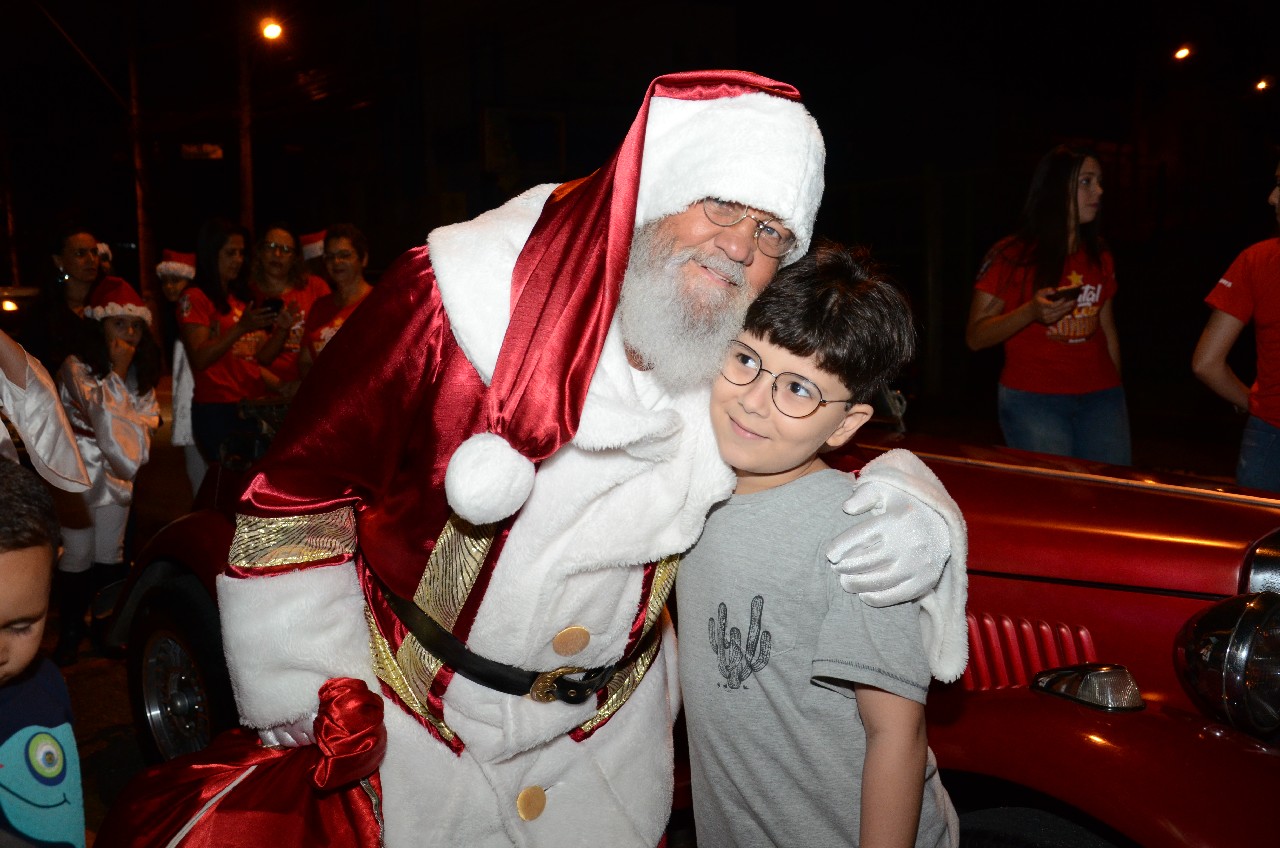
[426, 184, 557, 385]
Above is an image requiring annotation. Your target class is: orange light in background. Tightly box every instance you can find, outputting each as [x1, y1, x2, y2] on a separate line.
[1259, 79, 1272, 91]
[260, 18, 282, 40]
[1, 300, 18, 312]
[1174, 45, 1191, 60]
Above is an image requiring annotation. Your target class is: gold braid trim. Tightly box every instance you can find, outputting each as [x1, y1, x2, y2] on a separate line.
[229, 507, 357, 569]
[367, 607, 457, 743]
[575, 553, 680, 734]
[577, 628, 663, 735]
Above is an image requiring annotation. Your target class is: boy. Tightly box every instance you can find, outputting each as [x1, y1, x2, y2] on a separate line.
[0, 460, 85, 848]
[677, 240, 960, 847]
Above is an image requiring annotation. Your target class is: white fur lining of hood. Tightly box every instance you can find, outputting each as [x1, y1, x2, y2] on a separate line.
[426, 183, 557, 386]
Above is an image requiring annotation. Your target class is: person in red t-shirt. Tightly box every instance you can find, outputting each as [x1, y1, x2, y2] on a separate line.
[1192, 157, 1280, 492]
[179, 219, 276, 464]
[299, 224, 374, 379]
[965, 144, 1129, 465]
[249, 224, 330, 394]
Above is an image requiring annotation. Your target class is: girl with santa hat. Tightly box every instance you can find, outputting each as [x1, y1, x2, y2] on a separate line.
[53, 278, 161, 665]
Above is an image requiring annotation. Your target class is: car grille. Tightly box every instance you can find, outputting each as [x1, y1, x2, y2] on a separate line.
[962, 612, 1098, 691]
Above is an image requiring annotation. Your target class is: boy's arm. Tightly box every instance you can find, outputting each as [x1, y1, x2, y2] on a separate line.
[826, 449, 969, 682]
[855, 684, 927, 848]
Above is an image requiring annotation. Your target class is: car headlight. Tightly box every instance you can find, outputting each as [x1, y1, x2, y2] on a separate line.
[1176, 592, 1280, 741]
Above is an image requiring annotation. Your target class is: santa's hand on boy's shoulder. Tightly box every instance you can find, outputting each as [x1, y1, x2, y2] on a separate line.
[259, 712, 318, 748]
[826, 449, 955, 606]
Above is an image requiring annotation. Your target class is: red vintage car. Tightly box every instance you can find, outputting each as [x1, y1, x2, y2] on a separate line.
[106, 424, 1279, 847]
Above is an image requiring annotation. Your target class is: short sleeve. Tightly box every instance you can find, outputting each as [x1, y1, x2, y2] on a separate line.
[811, 584, 932, 705]
[1207, 247, 1258, 324]
[973, 240, 1032, 307]
[179, 288, 215, 327]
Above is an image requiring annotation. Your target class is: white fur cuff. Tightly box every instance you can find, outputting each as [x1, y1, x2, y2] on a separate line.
[217, 563, 377, 728]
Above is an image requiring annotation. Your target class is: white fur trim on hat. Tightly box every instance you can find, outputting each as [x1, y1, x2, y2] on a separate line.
[84, 302, 152, 325]
[635, 91, 825, 264]
[156, 260, 195, 280]
[444, 432, 536, 525]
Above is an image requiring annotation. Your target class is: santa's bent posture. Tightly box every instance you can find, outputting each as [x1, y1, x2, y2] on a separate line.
[219, 71, 965, 847]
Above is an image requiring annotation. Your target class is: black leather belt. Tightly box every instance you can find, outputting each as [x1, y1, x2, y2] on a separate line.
[380, 583, 649, 705]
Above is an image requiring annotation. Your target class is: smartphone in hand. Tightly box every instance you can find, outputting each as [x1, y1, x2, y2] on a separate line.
[1047, 286, 1083, 302]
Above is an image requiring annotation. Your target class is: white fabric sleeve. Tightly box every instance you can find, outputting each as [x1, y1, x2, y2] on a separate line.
[61, 359, 160, 483]
[0, 351, 90, 491]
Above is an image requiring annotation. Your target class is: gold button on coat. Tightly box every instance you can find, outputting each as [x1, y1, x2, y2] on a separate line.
[552, 625, 590, 656]
[517, 786, 547, 821]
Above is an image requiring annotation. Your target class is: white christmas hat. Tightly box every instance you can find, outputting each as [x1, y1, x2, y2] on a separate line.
[634, 91, 825, 265]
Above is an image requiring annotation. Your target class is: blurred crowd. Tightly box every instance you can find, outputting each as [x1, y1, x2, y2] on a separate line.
[3, 219, 375, 669]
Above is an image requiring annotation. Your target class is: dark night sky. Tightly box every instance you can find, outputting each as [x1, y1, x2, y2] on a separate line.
[3, 0, 1279, 465]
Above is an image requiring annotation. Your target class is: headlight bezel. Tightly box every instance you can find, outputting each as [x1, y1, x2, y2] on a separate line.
[1175, 591, 1280, 742]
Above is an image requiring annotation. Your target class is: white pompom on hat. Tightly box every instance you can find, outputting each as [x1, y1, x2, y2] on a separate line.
[156, 248, 196, 280]
[85, 277, 152, 325]
[444, 433, 537, 526]
[634, 91, 825, 265]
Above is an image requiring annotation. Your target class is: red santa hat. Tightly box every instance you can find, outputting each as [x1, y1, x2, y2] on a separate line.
[300, 231, 326, 261]
[85, 277, 152, 325]
[444, 70, 825, 525]
[156, 248, 196, 280]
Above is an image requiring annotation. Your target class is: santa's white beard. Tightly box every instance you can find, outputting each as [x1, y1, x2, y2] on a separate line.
[619, 221, 754, 394]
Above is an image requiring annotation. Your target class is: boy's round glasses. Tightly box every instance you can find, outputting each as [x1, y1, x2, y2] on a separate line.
[701, 199, 796, 259]
[720, 340, 852, 419]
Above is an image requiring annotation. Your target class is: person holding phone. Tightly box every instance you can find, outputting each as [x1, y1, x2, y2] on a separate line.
[248, 224, 330, 397]
[179, 219, 276, 464]
[964, 144, 1129, 465]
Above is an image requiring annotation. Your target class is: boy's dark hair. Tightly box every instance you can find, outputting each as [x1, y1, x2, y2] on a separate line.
[0, 461, 60, 554]
[743, 239, 916, 404]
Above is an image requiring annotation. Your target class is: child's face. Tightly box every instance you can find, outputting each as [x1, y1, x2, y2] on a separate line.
[103, 316, 145, 347]
[0, 546, 53, 686]
[160, 274, 190, 303]
[710, 332, 872, 495]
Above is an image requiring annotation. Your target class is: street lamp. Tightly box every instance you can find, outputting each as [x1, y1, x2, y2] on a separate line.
[239, 10, 285, 234]
[1173, 45, 1192, 61]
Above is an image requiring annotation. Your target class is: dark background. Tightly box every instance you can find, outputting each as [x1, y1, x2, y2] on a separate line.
[3, 0, 1279, 473]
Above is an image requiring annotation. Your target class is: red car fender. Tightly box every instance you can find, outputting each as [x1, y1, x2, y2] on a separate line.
[106, 509, 235, 647]
[928, 685, 1278, 847]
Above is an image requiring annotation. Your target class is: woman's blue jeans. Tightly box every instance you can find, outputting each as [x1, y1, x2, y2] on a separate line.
[1237, 415, 1280, 493]
[998, 384, 1131, 466]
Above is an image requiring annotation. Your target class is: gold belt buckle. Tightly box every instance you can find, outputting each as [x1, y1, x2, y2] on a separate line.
[530, 666, 587, 703]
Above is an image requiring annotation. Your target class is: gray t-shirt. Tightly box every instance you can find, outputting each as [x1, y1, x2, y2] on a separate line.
[676, 469, 956, 848]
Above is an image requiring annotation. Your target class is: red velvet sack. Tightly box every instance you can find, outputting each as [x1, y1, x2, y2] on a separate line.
[96, 678, 384, 847]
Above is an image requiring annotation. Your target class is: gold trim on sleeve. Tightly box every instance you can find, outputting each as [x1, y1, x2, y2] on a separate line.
[229, 507, 358, 569]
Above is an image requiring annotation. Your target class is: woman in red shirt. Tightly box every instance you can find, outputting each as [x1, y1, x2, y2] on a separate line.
[965, 144, 1129, 465]
[248, 224, 330, 394]
[299, 224, 374, 378]
[179, 219, 276, 464]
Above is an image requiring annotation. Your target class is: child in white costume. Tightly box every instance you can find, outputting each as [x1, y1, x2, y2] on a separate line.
[54, 279, 160, 664]
[0, 329, 89, 492]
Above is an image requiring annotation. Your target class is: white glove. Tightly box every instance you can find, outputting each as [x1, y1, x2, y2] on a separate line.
[826, 466, 949, 606]
[826, 449, 970, 683]
[259, 712, 318, 748]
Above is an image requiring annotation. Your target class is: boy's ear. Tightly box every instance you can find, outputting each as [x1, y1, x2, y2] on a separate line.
[825, 403, 874, 450]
